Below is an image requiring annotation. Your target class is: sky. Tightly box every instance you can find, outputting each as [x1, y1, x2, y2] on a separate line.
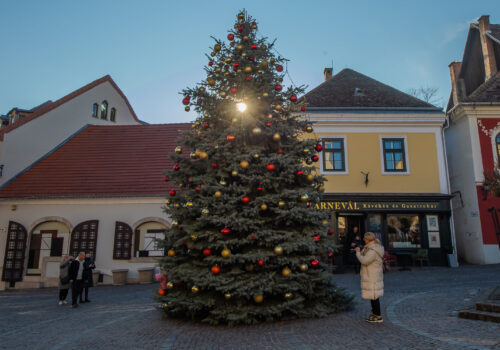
[1, 1, 499, 124]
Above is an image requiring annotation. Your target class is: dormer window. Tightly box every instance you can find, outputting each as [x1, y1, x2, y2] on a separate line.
[354, 87, 364, 96]
[110, 107, 116, 122]
[92, 103, 98, 118]
[100, 101, 108, 120]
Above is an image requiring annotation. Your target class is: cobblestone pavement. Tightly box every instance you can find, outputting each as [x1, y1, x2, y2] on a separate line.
[1, 264, 499, 350]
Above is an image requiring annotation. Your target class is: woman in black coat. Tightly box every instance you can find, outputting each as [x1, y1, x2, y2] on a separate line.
[81, 252, 95, 303]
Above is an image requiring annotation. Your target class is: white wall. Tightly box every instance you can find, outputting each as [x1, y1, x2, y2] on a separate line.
[0, 197, 170, 288]
[0, 81, 140, 186]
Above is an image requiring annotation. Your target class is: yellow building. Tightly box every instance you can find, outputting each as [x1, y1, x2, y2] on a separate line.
[304, 68, 456, 267]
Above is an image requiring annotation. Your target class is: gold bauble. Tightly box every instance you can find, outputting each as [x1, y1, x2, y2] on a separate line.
[300, 264, 309, 272]
[258, 70, 263, 74]
[192, 286, 199, 293]
[166, 282, 174, 289]
[245, 264, 254, 272]
[199, 87, 205, 93]
[244, 66, 252, 73]
[232, 117, 238, 123]
[207, 78, 215, 86]
[175, 146, 182, 153]
[292, 133, 298, 138]
[243, 35, 249, 41]
[237, 69, 242, 73]
[268, 113, 273, 119]
[197, 131, 203, 136]
[318, 186, 325, 192]
[194, 149, 201, 157]
[172, 220, 179, 226]
[231, 170, 238, 177]
[162, 303, 168, 308]
[284, 292, 293, 299]
[184, 106, 190, 112]
[199, 151, 208, 160]
[241, 52, 247, 57]
[215, 67, 221, 73]
[237, 13, 244, 20]
[306, 174, 314, 182]
[306, 126, 313, 133]
[303, 149, 310, 154]
[174, 203, 180, 208]
[278, 201, 285, 208]
[252, 127, 262, 135]
[321, 219, 328, 225]
[203, 112, 209, 118]
[270, 58, 275, 64]
[214, 44, 221, 52]
[225, 58, 231, 63]
[221, 248, 231, 258]
[165, 199, 171, 205]
[260, 204, 268, 211]
[219, 91, 226, 97]
[190, 152, 197, 159]
[300, 194, 309, 202]
[224, 292, 232, 300]
[282, 267, 291, 277]
[274, 104, 282, 111]
[273, 133, 281, 141]
[261, 60, 268, 68]
[253, 295, 264, 303]
[225, 72, 230, 76]
[191, 235, 198, 241]
[236, 45, 244, 51]
[186, 202, 193, 208]
[253, 153, 259, 159]
[210, 52, 215, 57]
[252, 25, 257, 30]
[261, 45, 267, 50]
[167, 249, 175, 257]
[214, 191, 222, 198]
[178, 184, 183, 188]
[201, 208, 209, 215]
[240, 160, 249, 169]
[219, 179, 227, 186]
[263, 92, 269, 97]
[274, 246, 283, 255]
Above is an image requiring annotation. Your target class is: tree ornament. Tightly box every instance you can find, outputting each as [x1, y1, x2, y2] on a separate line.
[231, 170, 238, 177]
[203, 248, 211, 256]
[219, 179, 227, 186]
[318, 185, 325, 192]
[257, 259, 264, 266]
[260, 204, 268, 211]
[252, 127, 262, 135]
[227, 33, 234, 41]
[296, 170, 304, 176]
[290, 95, 297, 102]
[212, 162, 218, 169]
[164, 176, 169, 182]
[219, 91, 226, 98]
[306, 158, 313, 165]
[214, 191, 222, 198]
[270, 58, 275, 64]
[203, 122, 210, 128]
[266, 164, 276, 171]
[221, 227, 230, 235]
[244, 66, 252, 73]
[221, 248, 231, 258]
[263, 92, 269, 97]
[214, 44, 221, 52]
[211, 265, 221, 275]
[274, 104, 282, 111]
[186, 202, 193, 208]
[274, 246, 283, 255]
[300, 106, 306, 112]
[167, 249, 175, 257]
[207, 78, 215, 86]
[311, 155, 319, 162]
[240, 160, 249, 169]
[190, 152, 197, 159]
[315, 144, 323, 152]
[306, 174, 314, 182]
[227, 135, 235, 141]
[300, 194, 309, 202]
[236, 44, 244, 50]
[306, 126, 313, 133]
[208, 61, 214, 66]
[191, 234, 198, 241]
[311, 259, 319, 268]
[248, 56, 254, 61]
[245, 264, 254, 272]
[182, 98, 189, 105]
[278, 201, 285, 208]
[243, 35, 249, 41]
[171, 220, 178, 226]
[195, 186, 201, 192]
[277, 149, 284, 155]
[314, 234, 320, 241]
[261, 60, 268, 68]
[272, 133, 281, 141]
[238, 26, 243, 32]
[169, 190, 176, 196]
[253, 295, 264, 303]
[199, 151, 208, 160]
[246, 77, 251, 81]
[166, 282, 174, 289]
[158, 289, 165, 296]
[276, 65, 283, 72]
[300, 263, 308, 272]
[328, 229, 334, 235]
[191, 286, 199, 293]
[184, 106, 190, 112]
[257, 186, 263, 192]
[224, 292, 232, 300]
[165, 199, 171, 205]
[275, 84, 282, 91]
[284, 293, 293, 299]
[242, 196, 250, 204]
[237, 12, 244, 20]
[210, 52, 215, 57]
[282, 267, 292, 277]
[253, 153, 259, 159]
[265, 122, 271, 127]
[231, 86, 237, 93]
[201, 208, 209, 215]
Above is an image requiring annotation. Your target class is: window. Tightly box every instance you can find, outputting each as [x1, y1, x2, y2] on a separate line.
[113, 222, 132, 259]
[387, 215, 421, 248]
[495, 134, 500, 164]
[100, 101, 108, 120]
[110, 107, 116, 122]
[139, 229, 166, 257]
[2, 221, 27, 282]
[70, 220, 98, 258]
[92, 103, 98, 118]
[322, 138, 346, 172]
[382, 138, 407, 172]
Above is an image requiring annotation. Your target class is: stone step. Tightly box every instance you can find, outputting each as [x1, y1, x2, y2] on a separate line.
[476, 302, 500, 313]
[458, 310, 500, 323]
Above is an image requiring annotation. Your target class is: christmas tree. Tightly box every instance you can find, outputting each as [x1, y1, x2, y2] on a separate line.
[158, 11, 352, 325]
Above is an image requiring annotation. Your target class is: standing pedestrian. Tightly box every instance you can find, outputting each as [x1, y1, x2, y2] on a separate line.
[355, 232, 385, 323]
[82, 252, 95, 303]
[349, 233, 363, 274]
[58, 255, 72, 305]
[68, 251, 85, 308]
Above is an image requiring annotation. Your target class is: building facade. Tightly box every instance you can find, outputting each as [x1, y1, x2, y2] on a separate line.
[305, 68, 456, 267]
[445, 15, 500, 264]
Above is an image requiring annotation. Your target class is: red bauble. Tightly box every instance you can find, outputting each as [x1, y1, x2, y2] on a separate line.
[231, 87, 237, 93]
[238, 26, 243, 32]
[327, 229, 334, 235]
[164, 176, 169, 182]
[233, 62, 239, 70]
[311, 155, 319, 162]
[208, 61, 213, 66]
[173, 165, 180, 171]
[251, 44, 258, 50]
[251, 235, 256, 240]
[275, 84, 282, 91]
[242, 196, 250, 204]
[212, 163, 218, 169]
[276, 65, 283, 72]
[265, 122, 271, 127]
[301, 106, 307, 112]
[195, 186, 200, 192]
[257, 186, 263, 192]
[315, 144, 323, 152]
[314, 235, 320, 241]
[227, 135, 235, 141]
[158, 289, 165, 296]
[221, 227, 231, 235]
[169, 190, 176, 196]
[182, 98, 189, 105]
[246, 77, 251, 81]
[311, 259, 319, 267]
[257, 260, 264, 266]
[277, 149, 284, 155]
[290, 95, 297, 102]
[197, 98, 202, 104]
[211, 265, 221, 275]
[266, 164, 276, 171]
[328, 252, 334, 258]
[227, 33, 234, 41]
[296, 170, 304, 176]
[203, 248, 211, 257]
[187, 178, 192, 182]
[248, 56, 254, 61]
[203, 122, 209, 128]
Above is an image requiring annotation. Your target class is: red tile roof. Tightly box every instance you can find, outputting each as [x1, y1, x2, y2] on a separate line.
[0, 124, 191, 199]
[0, 75, 143, 141]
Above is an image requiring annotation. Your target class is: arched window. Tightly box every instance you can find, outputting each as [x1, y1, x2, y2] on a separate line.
[92, 103, 98, 118]
[100, 101, 108, 120]
[70, 220, 98, 258]
[110, 107, 116, 122]
[496, 134, 500, 165]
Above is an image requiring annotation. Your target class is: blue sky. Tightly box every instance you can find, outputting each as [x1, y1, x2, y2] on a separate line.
[1, 1, 499, 123]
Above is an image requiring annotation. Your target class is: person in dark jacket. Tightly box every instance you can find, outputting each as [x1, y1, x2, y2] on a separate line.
[349, 229, 363, 274]
[58, 255, 72, 305]
[68, 251, 85, 308]
[82, 252, 95, 303]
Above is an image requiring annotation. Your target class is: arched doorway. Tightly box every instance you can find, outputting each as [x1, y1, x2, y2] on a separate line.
[2, 221, 28, 285]
[132, 219, 169, 258]
[26, 219, 72, 275]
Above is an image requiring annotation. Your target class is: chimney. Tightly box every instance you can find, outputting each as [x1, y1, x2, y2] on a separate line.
[478, 15, 498, 80]
[449, 61, 465, 104]
[324, 67, 333, 81]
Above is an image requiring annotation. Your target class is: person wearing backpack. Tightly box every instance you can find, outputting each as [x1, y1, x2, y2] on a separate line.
[355, 232, 385, 323]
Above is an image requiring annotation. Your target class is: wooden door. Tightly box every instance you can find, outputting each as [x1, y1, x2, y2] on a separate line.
[2, 221, 28, 283]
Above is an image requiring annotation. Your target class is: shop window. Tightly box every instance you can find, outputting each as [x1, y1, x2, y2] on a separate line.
[92, 103, 98, 118]
[387, 215, 421, 248]
[110, 107, 116, 122]
[322, 138, 345, 172]
[382, 138, 407, 172]
[113, 221, 132, 259]
[367, 214, 383, 245]
[100, 100, 108, 120]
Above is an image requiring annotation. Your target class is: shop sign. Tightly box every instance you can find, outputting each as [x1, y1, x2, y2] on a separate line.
[315, 200, 441, 211]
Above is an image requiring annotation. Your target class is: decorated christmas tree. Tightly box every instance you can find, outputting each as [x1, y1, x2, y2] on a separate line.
[158, 11, 352, 325]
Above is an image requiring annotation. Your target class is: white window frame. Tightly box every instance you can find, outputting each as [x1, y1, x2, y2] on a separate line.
[319, 136, 348, 175]
[379, 135, 410, 175]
